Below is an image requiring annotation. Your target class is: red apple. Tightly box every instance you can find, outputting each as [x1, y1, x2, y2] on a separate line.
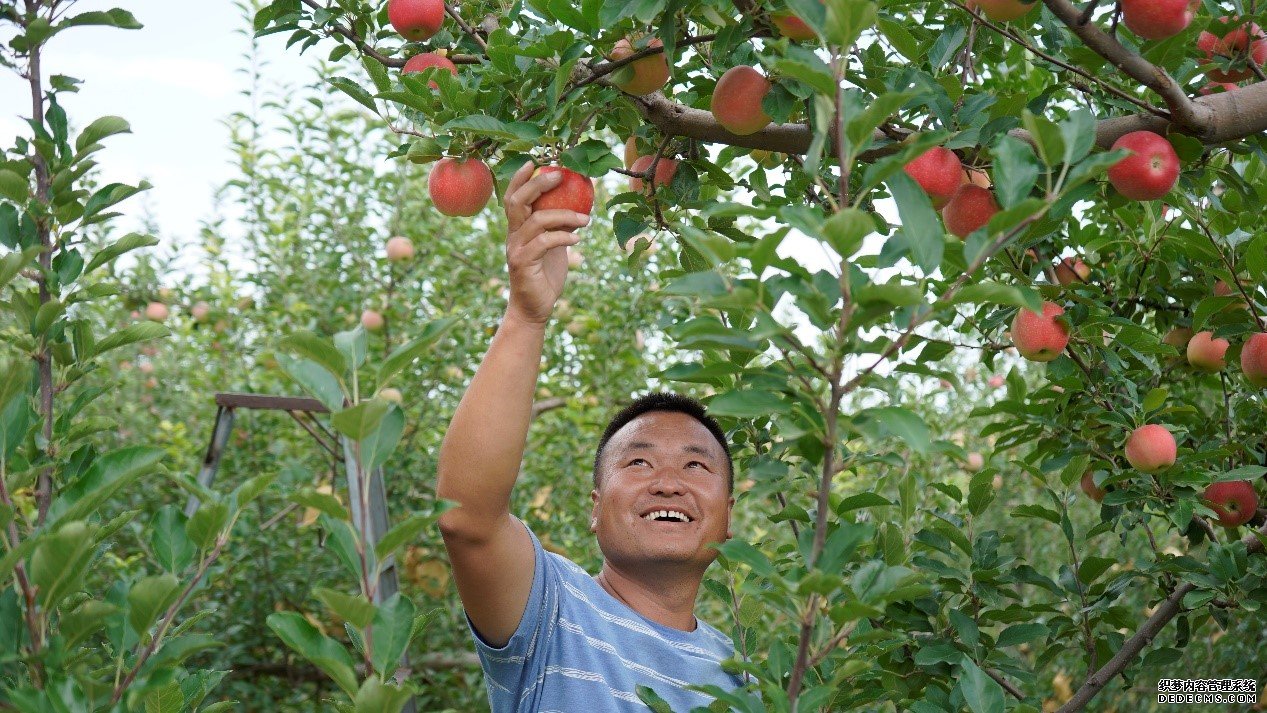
[1107, 131, 1181, 201]
[1010, 301, 1070, 362]
[531, 166, 595, 215]
[629, 155, 678, 193]
[610, 37, 670, 96]
[1122, 0, 1199, 40]
[145, 302, 169, 322]
[710, 66, 773, 136]
[386, 236, 415, 262]
[191, 302, 211, 323]
[1241, 333, 1267, 387]
[1198, 81, 1241, 95]
[428, 157, 494, 217]
[1203, 481, 1259, 526]
[969, 0, 1039, 21]
[988, 375, 1005, 388]
[1081, 471, 1107, 502]
[402, 52, 458, 90]
[904, 147, 964, 208]
[1186, 330, 1229, 372]
[361, 310, 385, 332]
[942, 185, 1000, 238]
[1054, 257, 1091, 286]
[387, 0, 445, 42]
[624, 136, 639, 169]
[771, 10, 817, 40]
[962, 167, 992, 189]
[1198, 17, 1267, 82]
[1125, 424, 1176, 473]
[965, 452, 985, 471]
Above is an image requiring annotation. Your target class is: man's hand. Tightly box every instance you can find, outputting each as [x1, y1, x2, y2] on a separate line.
[503, 161, 591, 325]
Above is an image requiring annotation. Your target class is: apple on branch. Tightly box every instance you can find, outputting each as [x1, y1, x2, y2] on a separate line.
[1010, 302, 1070, 362]
[1240, 333, 1267, 387]
[145, 302, 169, 322]
[1081, 471, 1107, 503]
[1125, 424, 1177, 473]
[1202, 481, 1259, 527]
[531, 166, 595, 215]
[710, 66, 773, 136]
[361, 309, 385, 332]
[1198, 16, 1267, 82]
[387, 0, 445, 42]
[629, 155, 678, 193]
[1186, 330, 1229, 372]
[428, 157, 494, 217]
[967, 0, 1038, 22]
[1107, 131, 1181, 201]
[942, 185, 1000, 238]
[1054, 257, 1091, 286]
[609, 37, 670, 96]
[402, 51, 458, 90]
[904, 147, 964, 209]
[386, 236, 415, 262]
[1122, 0, 1199, 40]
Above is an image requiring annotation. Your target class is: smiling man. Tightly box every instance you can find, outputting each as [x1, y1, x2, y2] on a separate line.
[436, 163, 746, 711]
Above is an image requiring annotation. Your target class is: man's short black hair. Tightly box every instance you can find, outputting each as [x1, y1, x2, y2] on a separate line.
[592, 392, 733, 493]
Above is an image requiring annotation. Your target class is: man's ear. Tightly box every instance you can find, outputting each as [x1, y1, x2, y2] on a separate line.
[726, 496, 734, 540]
[589, 488, 599, 533]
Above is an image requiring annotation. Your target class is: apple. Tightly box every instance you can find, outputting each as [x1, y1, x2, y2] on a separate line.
[1081, 471, 1107, 502]
[630, 155, 678, 193]
[624, 136, 640, 169]
[1202, 481, 1259, 527]
[213, 319, 228, 334]
[144, 302, 169, 322]
[444, 365, 463, 380]
[361, 310, 385, 332]
[1199, 81, 1241, 95]
[992, 474, 1004, 490]
[378, 387, 403, 404]
[1122, 0, 1198, 40]
[942, 185, 1000, 238]
[144, 377, 158, 390]
[771, 10, 817, 40]
[1213, 278, 1250, 310]
[1054, 257, 1091, 286]
[1162, 326, 1193, 350]
[988, 375, 1005, 388]
[1125, 424, 1177, 473]
[963, 167, 992, 189]
[1186, 330, 1229, 372]
[191, 301, 211, 323]
[531, 166, 595, 215]
[904, 147, 964, 208]
[565, 318, 587, 337]
[1240, 333, 1267, 387]
[388, 0, 445, 42]
[710, 66, 773, 136]
[138, 361, 154, 375]
[965, 452, 985, 471]
[402, 52, 457, 89]
[624, 235, 658, 256]
[428, 157, 494, 217]
[609, 37, 670, 96]
[751, 149, 784, 168]
[969, 0, 1039, 21]
[1198, 16, 1267, 82]
[386, 236, 415, 262]
[1010, 302, 1070, 362]
[567, 248, 584, 268]
[1107, 131, 1180, 201]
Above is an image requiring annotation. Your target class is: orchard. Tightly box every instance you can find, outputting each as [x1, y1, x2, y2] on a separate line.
[2, 0, 1267, 711]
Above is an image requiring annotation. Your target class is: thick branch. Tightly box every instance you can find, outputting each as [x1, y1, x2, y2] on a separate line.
[1040, 0, 1209, 130]
[1056, 519, 1267, 712]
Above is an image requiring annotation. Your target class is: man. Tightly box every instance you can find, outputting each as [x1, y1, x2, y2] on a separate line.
[436, 162, 746, 711]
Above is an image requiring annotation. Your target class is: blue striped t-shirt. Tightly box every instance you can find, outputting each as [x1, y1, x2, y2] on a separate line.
[465, 519, 746, 712]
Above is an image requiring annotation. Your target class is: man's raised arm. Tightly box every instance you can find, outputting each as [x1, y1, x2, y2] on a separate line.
[436, 162, 590, 648]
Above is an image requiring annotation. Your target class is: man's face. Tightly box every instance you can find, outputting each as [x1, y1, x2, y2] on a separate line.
[589, 411, 733, 575]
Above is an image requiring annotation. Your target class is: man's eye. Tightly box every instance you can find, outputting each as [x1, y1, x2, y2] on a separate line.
[687, 461, 705, 468]
[629, 458, 648, 466]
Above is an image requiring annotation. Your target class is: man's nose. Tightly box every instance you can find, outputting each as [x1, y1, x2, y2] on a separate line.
[649, 471, 686, 495]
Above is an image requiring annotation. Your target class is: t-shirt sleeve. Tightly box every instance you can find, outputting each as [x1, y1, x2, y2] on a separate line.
[464, 518, 558, 700]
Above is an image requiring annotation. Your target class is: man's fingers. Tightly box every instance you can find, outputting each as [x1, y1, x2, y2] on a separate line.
[505, 160, 537, 198]
[504, 169, 566, 230]
[512, 210, 590, 245]
[514, 231, 582, 265]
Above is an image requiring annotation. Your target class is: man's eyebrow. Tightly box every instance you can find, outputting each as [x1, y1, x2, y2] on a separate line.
[623, 441, 716, 458]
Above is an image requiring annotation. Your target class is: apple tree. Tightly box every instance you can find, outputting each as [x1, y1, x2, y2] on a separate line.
[253, 0, 1267, 710]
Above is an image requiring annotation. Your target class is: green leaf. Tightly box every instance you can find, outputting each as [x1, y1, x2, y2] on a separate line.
[90, 321, 168, 359]
[266, 611, 358, 696]
[75, 116, 131, 152]
[952, 282, 1043, 313]
[967, 470, 995, 516]
[376, 316, 458, 387]
[992, 135, 1039, 208]
[887, 171, 943, 273]
[441, 115, 542, 142]
[150, 505, 195, 573]
[635, 685, 674, 713]
[277, 331, 348, 382]
[127, 574, 182, 640]
[278, 354, 345, 412]
[327, 76, 378, 114]
[83, 233, 158, 275]
[706, 389, 791, 418]
[821, 208, 873, 258]
[0, 247, 41, 292]
[0, 170, 28, 203]
[1142, 387, 1168, 413]
[60, 600, 118, 649]
[854, 407, 931, 454]
[30, 520, 98, 611]
[58, 9, 142, 30]
[233, 473, 276, 509]
[143, 681, 184, 713]
[823, 0, 877, 49]
[334, 328, 368, 371]
[996, 622, 1048, 648]
[314, 587, 376, 630]
[364, 403, 405, 471]
[331, 399, 391, 441]
[374, 512, 432, 561]
[1078, 556, 1114, 584]
[47, 445, 166, 526]
[290, 488, 350, 522]
[353, 676, 414, 713]
[185, 500, 229, 550]
[1021, 110, 1063, 168]
[370, 593, 416, 677]
[959, 656, 1006, 713]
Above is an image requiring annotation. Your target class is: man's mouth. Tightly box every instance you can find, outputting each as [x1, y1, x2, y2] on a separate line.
[640, 509, 693, 523]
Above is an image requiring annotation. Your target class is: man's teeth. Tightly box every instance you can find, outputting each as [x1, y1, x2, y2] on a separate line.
[642, 510, 690, 522]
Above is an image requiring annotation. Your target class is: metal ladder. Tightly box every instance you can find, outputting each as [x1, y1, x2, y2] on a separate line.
[184, 392, 414, 711]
